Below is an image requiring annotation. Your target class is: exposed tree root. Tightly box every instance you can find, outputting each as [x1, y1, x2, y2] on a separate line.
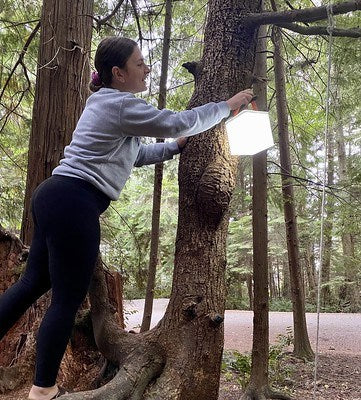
[242, 387, 292, 400]
[61, 345, 164, 400]
[53, 260, 165, 399]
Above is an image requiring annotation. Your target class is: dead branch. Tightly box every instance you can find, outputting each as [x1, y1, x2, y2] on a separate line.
[0, 21, 40, 105]
[1, 18, 40, 29]
[242, 1, 361, 26]
[95, 0, 126, 30]
[277, 22, 361, 37]
[130, 0, 144, 45]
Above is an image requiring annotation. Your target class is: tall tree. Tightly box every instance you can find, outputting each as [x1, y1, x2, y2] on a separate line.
[273, 25, 314, 360]
[336, 113, 359, 311]
[321, 128, 335, 307]
[0, 0, 94, 389]
[141, 0, 173, 333]
[20, 0, 94, 245]
[243, 20, 290, 400]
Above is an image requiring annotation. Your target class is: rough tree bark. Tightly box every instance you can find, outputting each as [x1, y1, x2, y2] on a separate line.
[141, 0, 173, 333]
[0, 0, 94, 392]
[273, 26, 314, 360]
[0, 228, 30, 392]
[21, 0, 94, 245]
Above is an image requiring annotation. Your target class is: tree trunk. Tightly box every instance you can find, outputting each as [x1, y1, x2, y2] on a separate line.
[62, 1, 263, 399]
[149, 1, 261, 396]
[336, 117, 359, 311]
[242, 20, 290, 400]
[21, 0, 93, 245]
[273, 26, 314, 360]
[282, 257, 290, 299]
[141, 0, 173, 333]
[0, 0, 94, 391]
[321, 128, 335, 307]
[304, 240, 317, 303]
[246, 271, 253, 311]
[0, 228, 31, 392]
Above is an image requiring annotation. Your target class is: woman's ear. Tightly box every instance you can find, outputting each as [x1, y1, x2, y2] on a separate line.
[112, 66, 126, 83]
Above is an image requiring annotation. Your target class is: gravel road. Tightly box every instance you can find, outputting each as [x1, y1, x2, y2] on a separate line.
[124, 298, 361, 355]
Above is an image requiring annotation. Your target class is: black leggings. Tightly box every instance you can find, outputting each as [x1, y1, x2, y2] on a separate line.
[0, 175, 110, 387]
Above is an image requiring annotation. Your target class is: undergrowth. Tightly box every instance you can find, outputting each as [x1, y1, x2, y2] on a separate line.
[221, 327, 295, 391]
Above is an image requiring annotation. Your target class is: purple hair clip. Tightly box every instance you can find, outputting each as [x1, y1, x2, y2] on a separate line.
[91, 71, 102, 86]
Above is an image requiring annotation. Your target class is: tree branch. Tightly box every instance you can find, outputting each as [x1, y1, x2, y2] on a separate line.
[95, 0, 126, 30]
[243, 0, 361, 26]
[277, 22, 361, 37]
[0, 21, 40, 104]
[130, 0, 144, 45]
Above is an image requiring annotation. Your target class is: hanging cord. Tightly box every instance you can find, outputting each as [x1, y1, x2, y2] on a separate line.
[313, 3, 334, 398]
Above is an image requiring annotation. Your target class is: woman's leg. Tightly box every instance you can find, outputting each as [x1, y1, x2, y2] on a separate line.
[29, 176, 106, 389]
[33, 216, 100, 387]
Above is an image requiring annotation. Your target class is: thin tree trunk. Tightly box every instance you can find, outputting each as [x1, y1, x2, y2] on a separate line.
[115, 272, 125, 329]
[246, 271, 253, 311]
[141, 0, 173, 333]
[243, 20, 290, 400]
[336, 117, 359, 311]
[282, 257, 290, 298]
[321, 129, 335, 307]
[304, 240, 317, 302]
[273, 26, 314, 360]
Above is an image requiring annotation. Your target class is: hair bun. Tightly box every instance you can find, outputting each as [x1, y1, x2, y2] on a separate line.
[91, 71, 102, 86]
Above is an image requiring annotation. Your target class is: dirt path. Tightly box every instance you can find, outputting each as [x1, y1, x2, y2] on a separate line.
[124, 298, 361, 355]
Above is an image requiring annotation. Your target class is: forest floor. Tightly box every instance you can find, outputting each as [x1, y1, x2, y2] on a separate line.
[218, 353, 361, 400]
[1, 353, 360, 399]
[1, 300, 361, 399]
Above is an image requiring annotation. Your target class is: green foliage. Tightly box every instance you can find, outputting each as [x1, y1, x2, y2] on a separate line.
[100, 161, 180, 299]
[222, 350, 251, 389]
[1, 0, 361, 313]
[269, 298, 293, 312]
[222, 329, 294, 389]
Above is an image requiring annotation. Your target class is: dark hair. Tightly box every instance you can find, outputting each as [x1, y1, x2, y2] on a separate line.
[89, 37, 138, 92]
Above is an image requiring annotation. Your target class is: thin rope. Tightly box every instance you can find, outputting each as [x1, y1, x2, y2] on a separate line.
[313, 3, 334, 398]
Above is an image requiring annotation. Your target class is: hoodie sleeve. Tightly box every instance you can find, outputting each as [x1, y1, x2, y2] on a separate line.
[119, 93, 230, 139]
[134, 141, 180, 167]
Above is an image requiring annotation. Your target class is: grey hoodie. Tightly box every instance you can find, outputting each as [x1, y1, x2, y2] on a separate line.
[53, 88, 230, 200]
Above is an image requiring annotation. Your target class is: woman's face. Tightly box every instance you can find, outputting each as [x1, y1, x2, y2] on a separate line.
[113, 46, 150, 93]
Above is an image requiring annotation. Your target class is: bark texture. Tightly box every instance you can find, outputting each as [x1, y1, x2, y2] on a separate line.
[0, 0, 94, 392]
[146, 1, 261, 398]
[0, 228, 31, 393]
[21, 0, 94, 245]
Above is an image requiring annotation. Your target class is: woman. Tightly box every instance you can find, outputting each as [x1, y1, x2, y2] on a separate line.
[0, 36, 253, 400]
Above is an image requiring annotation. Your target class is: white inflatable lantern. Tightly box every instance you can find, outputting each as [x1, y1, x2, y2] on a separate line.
[226, 101, 274, 155]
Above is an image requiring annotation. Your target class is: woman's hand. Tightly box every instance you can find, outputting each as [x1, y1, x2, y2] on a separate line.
[226, 89, 254, 111]
[177, 136, 188, 150]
